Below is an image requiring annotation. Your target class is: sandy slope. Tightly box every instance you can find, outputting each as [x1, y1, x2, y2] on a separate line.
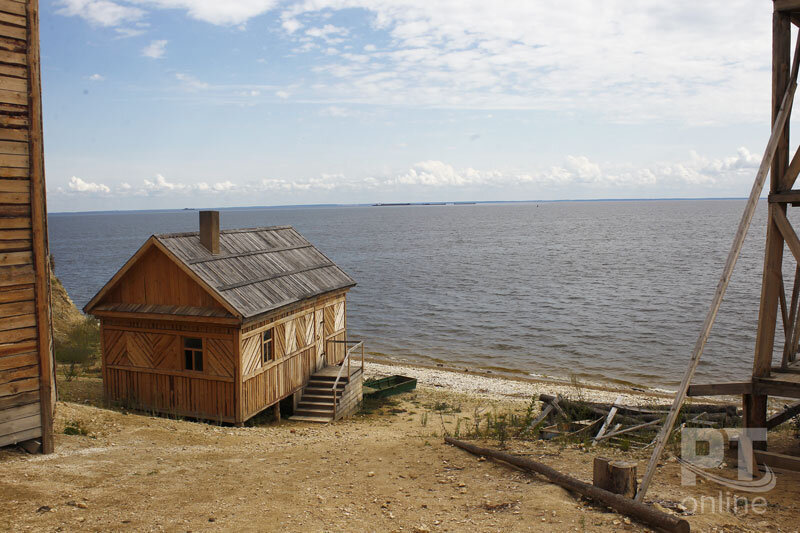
[2, 380, 798, 533]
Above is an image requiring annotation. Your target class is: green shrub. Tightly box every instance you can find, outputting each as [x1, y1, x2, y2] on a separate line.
[55, 317, 100, 382]
[64, 419, 90, 436]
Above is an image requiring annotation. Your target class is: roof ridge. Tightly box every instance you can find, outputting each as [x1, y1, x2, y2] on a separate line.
[155, 225, 295, 239]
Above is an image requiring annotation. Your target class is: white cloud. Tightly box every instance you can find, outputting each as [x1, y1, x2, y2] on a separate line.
[175, 72, 209, 90]
[305, 24, 348, 43]
[115, 26, 146, 38]
[88, 73, 105, 81]
[276, 1, 771, 124]
[52, 146, 765, 204]
[275, 90, 290, 99]
[68, 176, 111, 193]
[57, 0, 143, 27]
[141, 39, 167, 59]
[130, 0, 279, 26]
[282, 17, 302, 34]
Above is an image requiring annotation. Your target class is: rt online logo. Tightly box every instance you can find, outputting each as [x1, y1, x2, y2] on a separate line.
[679, 428, 776, 493]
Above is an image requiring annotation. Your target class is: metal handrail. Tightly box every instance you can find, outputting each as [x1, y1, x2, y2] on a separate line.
[330, 340, 364, 419]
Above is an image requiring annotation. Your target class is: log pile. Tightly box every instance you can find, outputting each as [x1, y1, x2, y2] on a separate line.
[534, 394, 740, 449]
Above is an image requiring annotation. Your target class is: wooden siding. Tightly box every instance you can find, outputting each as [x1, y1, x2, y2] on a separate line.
[98, 246, 227, 311]
[101, 318, 236, 421]
[0, 0, 53, 452]
[239, 294, 347, 421]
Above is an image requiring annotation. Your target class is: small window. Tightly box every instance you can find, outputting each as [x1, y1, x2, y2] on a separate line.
[262, 329, 274, 363]
[184, 337, 203, 372]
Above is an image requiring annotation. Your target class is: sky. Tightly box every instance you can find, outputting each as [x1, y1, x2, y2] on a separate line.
[41, 0, 789, 211]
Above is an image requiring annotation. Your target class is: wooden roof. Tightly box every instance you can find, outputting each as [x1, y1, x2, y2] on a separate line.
[85, 226, 356, 321]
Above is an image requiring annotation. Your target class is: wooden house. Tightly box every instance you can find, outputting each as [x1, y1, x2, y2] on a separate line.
[84, 211, 363, 424]
[0, 0, 56, 454]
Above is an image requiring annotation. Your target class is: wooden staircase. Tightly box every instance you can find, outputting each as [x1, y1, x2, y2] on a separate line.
[289, 364, 363, 423]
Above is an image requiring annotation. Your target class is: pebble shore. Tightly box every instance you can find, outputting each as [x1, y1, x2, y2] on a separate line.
[363, 360, 674, 406]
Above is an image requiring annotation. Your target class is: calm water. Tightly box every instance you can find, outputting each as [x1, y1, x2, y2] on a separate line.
[48, 200, 791, 389]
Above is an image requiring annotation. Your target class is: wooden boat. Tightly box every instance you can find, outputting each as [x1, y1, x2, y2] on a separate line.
[363, 375, 417, 398]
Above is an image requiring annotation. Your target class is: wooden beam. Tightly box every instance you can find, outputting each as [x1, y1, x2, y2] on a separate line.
[755, 450, 800, 472]
[766, 400, 800, 428]
[775, 0, 800, 13]
[636, 18, 800, 503]
[687, 381, 753, 396]
[782, 266, 800, 367]
[753, 377, 800, 398]
[772, 207, 800, 263]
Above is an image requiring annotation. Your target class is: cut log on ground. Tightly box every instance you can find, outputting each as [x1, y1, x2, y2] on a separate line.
[444, 437, 690, 533]
[593, 457, 637, 499]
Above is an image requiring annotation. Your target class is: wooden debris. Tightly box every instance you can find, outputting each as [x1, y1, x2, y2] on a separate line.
[445, 437, 689, 533]
[593, 395, 622, 445]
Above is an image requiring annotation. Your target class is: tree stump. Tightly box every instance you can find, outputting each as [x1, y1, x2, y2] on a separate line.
[593, 457, 637, 498]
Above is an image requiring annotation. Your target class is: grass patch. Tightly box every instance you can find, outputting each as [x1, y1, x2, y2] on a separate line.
[64, 419, 90, 436]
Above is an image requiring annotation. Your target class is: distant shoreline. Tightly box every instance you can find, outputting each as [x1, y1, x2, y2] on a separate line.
[49, 196, 756, 215]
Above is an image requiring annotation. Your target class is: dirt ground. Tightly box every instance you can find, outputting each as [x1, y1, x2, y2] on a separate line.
[2, 378, 799, 533]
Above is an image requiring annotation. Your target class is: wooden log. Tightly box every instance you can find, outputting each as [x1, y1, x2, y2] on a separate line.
[444, 437, 689, 533]
[593, 457, 638, 499]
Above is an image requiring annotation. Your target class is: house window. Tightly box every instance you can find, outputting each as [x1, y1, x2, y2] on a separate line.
[184, 337, 203, 372]
[262, 329, 274, 363]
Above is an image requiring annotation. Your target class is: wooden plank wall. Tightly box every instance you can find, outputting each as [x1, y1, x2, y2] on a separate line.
[101, 318, 236, 422]
[0, 0, 53, 452]
[99, 246, 227, 310]
[240, 294, 346, 421]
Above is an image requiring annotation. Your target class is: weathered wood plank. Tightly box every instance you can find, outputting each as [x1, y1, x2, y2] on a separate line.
[0, 350, 35, 371]
[0, 61, 24, 78]
[0, 217, 30, 229]
[0, 413, 40, 437]
[0, 339, 34, 357]
[0, 387, 35, 409]
[0, 205, 29, 217]
[0, 363, 37, 383]
[0, 325, 35, 343]
[0, 152, 27, 167]
[0, 264, 34, 286]
[0, 11, 24, 29]
[687, 381, 753, 396]
[0, 239, 29, 251]
[0, 88, 24, 105]
[0, 75, 24, 93]
[0, 426, 41, 447]
[0, 178, 28, 193]
[0, 400, 38, 424]
[0, 167, 26, 178]
[0, 312, 34, 331]
[0, 115, 28, 127]
[0, 375, 36, 397]
[0, 140, 27, 155]
[0, 285, 32, 303]
[0, 48, 24, 65]
[0, 192, 28, 204]
[0, 22, 24, 41]
[0, 1, 26, 18]
[0, 127, 25, 142]
[0, 250, 31, 266]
